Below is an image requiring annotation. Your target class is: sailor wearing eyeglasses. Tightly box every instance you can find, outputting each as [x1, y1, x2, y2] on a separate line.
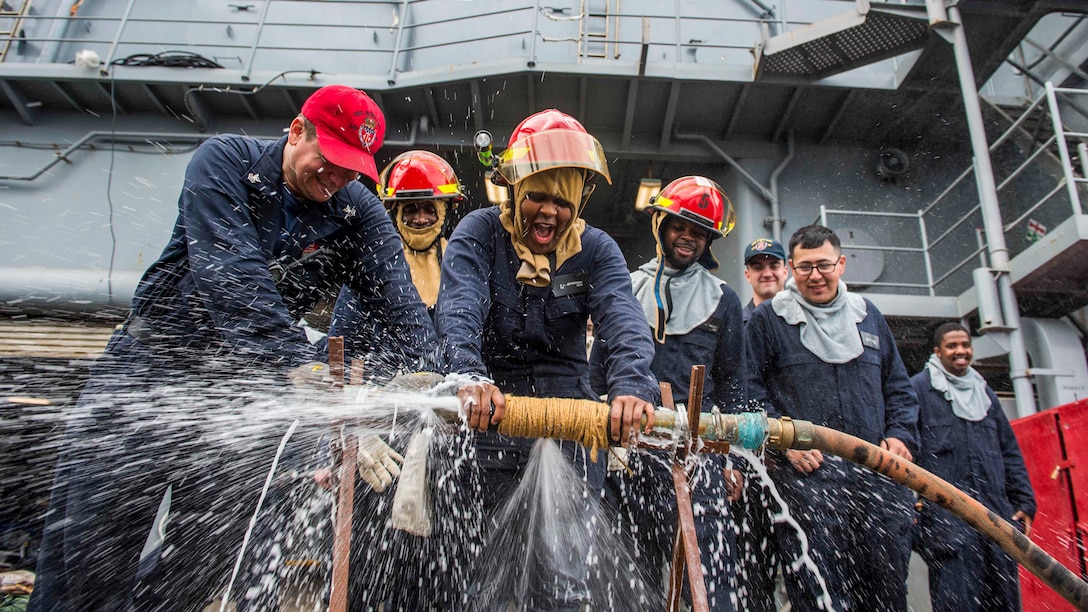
[745, 224, 920, 612]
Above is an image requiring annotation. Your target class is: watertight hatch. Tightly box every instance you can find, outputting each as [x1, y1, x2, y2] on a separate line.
[755, 1, 931, 81]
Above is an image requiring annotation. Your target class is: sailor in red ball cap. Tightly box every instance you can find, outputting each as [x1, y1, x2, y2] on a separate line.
[26, 85, 435, 612]
[285, 84, 387, 201]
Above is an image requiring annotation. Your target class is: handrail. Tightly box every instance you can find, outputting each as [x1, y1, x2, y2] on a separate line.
[1047, 82, 1087, 216]
[242, 0, 273, 83]
[0, 131, 213, 182]
[1003, 181, 1068, 232]
[386, 0, 412, 85]
[776, 82, 1088, 298]
[927, 203, 982, 251]
[932, 245, 988, 288]
[100, 0, 137, 71]
[0, 2, 800, 78]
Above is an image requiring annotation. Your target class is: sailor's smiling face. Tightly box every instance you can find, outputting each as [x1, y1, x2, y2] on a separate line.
[401, 201, 439, 229]
[936, 329, 973, 377]
[790, 240, 845, 305]
[282, 118, 360, 203]
[520, 191, 573, 254]
[660, 216, 710, 269]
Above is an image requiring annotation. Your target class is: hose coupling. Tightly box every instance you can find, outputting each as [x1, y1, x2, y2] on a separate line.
[766, 416, 816, 451]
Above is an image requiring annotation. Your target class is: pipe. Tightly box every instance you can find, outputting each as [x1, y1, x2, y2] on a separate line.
[417, 399, 1088, 609]
[427, 397, 770, 452]
[674, 133, 774, 202]
[382, 116, 420, 149]
[675, 132, 793, 243]
[767, 131, 795, 243]
[945, 5, 1036, 417]
[0, 131, 210, 182]
[40, 1, 79, 64]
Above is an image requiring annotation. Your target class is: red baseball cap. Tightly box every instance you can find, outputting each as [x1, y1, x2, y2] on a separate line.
[300, 85, 385, 181]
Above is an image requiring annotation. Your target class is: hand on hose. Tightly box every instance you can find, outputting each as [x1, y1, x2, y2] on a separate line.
[609, 395, 655, 445]
[457, 381, 505, 432]
[1012, 510, 1033, 538]
[358, 435, 403, 493]
[287, 362, 333, 389]
[786, 449, 824, 474]
[880, 437, 912, 462]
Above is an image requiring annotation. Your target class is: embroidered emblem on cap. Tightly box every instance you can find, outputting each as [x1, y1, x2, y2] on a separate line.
[358, 112, 379, 152]
[342, 205, 357, 219]
[750, 238, 773, 251]
[248, 173, 261, 184]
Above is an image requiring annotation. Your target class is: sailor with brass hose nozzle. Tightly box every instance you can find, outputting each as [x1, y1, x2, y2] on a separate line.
[436, 109, 660, 610]
[590, 175, 746, 611]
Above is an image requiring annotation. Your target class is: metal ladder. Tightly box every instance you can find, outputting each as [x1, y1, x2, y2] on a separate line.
[0, 0, 31, 63]
[580, 0, 619, 60]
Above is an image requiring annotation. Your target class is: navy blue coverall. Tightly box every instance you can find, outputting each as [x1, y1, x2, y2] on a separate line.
[436, 206, 659, 611]
[746, 299, 919, 612]
[29, 134, 434, 612]
[591, 276, 747, 611]
[910, 373, 1035, 612]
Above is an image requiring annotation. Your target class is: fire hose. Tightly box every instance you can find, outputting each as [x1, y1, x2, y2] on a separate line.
[411, 396, 1088, 611]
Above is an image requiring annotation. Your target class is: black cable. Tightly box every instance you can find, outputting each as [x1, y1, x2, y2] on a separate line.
[182, 69, 321, 130]
[106, 69, 119, 305]
[111, 50, 224, 69]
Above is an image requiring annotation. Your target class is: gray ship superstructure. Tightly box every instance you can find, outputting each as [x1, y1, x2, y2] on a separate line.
[0, 0, 1085, 421]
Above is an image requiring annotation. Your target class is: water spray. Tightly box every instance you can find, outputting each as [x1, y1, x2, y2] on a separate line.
[322, 363, 1088, 611]
[220, 418, 300, 612]
[416, 396, 1088, 611]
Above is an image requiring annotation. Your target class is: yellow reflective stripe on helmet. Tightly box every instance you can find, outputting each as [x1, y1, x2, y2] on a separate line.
[655, 196, 673, 208]
[436, 183, 460, 194]
[502, 146, 531, 161]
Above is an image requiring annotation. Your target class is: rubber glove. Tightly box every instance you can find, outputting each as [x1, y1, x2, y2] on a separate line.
[358, 435, 403, 493]
[286, 362, 332, 389]
[392, 428, 434, 537]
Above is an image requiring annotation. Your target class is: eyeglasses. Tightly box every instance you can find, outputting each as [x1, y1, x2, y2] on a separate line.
[792, 261, 838, 275]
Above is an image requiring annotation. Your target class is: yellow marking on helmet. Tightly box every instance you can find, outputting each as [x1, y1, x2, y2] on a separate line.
[384, 187, 395, 197]
[436, 183, 460, 194]
[655, 196, 673, 208]
[502, 146, 531, 161]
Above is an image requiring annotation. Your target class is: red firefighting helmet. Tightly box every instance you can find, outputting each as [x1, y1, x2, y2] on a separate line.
[378, 150, 465, 207]
[491, 109, 611, 187]
[647, 176, 736, 238]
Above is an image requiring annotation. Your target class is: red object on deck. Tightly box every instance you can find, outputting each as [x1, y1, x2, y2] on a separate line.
[1012, 398, 1088, 612]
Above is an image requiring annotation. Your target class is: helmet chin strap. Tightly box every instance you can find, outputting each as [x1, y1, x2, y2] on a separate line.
[579, 170, 595, 209]
[651, 211, 669, 344]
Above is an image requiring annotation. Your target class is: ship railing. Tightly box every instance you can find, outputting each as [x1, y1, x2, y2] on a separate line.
[0, 1, 908, 86]
[818, 82, 1087, 298]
